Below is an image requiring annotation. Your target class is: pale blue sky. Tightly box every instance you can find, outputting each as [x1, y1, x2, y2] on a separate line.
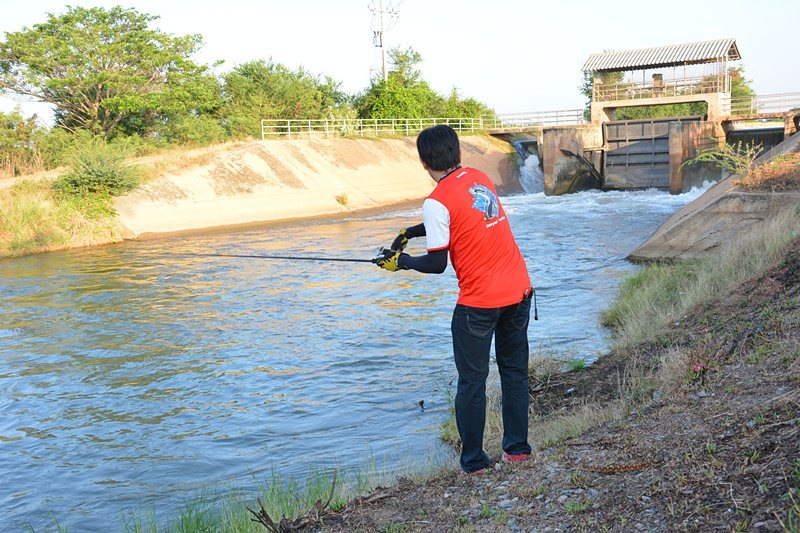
[1, 0, 798, 121]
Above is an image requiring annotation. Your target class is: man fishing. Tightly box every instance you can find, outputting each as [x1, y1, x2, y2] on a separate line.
[376, 124, 534, 474]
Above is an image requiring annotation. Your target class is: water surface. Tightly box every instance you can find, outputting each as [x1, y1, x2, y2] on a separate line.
[0, 185, 706, 530]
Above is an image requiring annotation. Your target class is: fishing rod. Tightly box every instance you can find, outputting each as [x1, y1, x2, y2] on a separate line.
[181, 252, 377, 263]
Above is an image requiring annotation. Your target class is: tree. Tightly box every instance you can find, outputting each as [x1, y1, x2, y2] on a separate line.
[0, 108, 45, 176]
[221, 59, 348, 138]
[356, 46, 492, 120]
[579, 70, 625, 120]
[730, 67, 756, 115]
[0, 6, 211, 137]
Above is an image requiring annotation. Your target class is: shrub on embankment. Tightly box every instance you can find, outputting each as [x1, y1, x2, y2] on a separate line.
[0, 139, 140, 258]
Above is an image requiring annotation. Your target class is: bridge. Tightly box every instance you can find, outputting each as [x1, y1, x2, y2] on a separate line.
[260, 92, 799, 140]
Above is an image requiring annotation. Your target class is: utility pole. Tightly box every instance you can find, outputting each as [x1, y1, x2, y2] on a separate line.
[369, 0, 400, 83]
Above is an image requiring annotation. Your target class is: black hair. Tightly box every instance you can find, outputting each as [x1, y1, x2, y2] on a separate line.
[416, 125, 461, 171]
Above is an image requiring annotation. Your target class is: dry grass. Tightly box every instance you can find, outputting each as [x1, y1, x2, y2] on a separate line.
[134, 141, 249, 182]
[735, 151, 800, 191]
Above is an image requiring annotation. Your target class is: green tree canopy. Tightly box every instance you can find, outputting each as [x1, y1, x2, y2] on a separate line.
[221, 59, 347, 138]
[356, 46, 493, 119]
[0, 108, 45, 176]
[0, 6, 212, 137]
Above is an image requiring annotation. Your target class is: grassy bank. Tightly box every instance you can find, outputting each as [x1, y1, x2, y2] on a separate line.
[0, 178, 123, 258]
[0, 139, 148, 258]
[292, 157, 799, 530]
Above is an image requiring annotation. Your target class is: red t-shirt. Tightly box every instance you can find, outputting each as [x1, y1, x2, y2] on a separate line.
[423, 167, 531, 308]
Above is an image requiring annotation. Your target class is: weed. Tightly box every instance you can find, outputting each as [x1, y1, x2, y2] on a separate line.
[54, 138, 141, 197]
[603, 206, 800, 353]
[493, 510, 509, 524]
[683, 140, 763, 177]
[334, 193, 349, 206]
[567, 357, 587, 371]
[568, 471, 590, 488]
[565, 499, 590, 513]
[705, 441, 718, 455]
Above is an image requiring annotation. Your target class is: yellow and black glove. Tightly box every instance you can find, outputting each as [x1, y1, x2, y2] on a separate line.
[391, 228, 410, 251]
[375, 248, 408, 272]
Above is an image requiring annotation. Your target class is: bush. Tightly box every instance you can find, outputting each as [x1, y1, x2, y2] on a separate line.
[163, 114, 228, 145]
[683, 140, 763, 177]
[53, 138, 142, 197]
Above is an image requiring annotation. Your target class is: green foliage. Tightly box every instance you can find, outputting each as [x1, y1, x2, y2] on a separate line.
[0, 6, 211, 137]
[222, 59, 349, 138]
[601, 262, 700, 330]
[616, 102, 707, 120]
[683, 140, 763, 176]
[0, 108, 45, 176]
[580, 70, 626, 119]
[567, 357, 587, 371]
[730, 67, 756, 115]
[0, 178, 122, 258]
[161, 115, 228, 146]
[53, 138, 141, 197]
[603, 207, 800, 348]
[356, 46, 493, 120]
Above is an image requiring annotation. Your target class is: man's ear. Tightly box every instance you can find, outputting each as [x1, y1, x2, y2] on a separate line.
[420, 159, 430, 170]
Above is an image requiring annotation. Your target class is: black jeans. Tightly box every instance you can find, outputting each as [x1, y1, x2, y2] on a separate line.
[451, 297, 532, 473]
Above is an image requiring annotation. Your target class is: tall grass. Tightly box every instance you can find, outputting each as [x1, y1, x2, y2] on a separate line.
[0, 179, 122, 258]
[601, 206, 800, 348]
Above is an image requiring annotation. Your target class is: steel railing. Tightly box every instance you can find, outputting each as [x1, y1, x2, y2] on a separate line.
[260, 110, 587, 139]
[259, 92, 799, 139]
[592, 75, 728, 102]
[722, 92, 800, 116]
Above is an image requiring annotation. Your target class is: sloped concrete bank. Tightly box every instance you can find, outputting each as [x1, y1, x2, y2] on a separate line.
[629, 133, 800, 261]
[114, 136, 517, 238]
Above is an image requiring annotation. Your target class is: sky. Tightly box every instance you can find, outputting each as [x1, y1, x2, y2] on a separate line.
[1, 0, 799, 123]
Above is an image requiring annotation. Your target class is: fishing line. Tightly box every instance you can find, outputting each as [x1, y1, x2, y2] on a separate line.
[180, 252, 377, 263]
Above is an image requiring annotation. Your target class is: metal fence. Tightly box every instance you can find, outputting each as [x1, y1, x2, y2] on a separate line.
[593, 75, 727, 102]
[260, 109, 586, 139]
[259, 92, 800, 139]
[723, 92, 800, 116]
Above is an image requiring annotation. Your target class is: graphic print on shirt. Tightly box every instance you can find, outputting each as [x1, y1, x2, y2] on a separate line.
[468, 183, 499, 220]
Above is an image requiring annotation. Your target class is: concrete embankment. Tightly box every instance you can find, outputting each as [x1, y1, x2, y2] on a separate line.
[629, 133, 800, 261]
[114, 136, 518, 238]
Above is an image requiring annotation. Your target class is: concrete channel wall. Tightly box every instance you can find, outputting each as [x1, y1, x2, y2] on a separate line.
[113, 136, 518, 238]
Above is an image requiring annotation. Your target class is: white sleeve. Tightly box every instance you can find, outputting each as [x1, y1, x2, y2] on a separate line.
[422, 198, 450, 251]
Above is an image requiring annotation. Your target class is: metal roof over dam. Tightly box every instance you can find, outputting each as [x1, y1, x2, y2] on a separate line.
[582, 38, 741, 73]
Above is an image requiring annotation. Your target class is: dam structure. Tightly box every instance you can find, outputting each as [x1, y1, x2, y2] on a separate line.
[500, 38, 799, 195]
[258, 39, 799, 196]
